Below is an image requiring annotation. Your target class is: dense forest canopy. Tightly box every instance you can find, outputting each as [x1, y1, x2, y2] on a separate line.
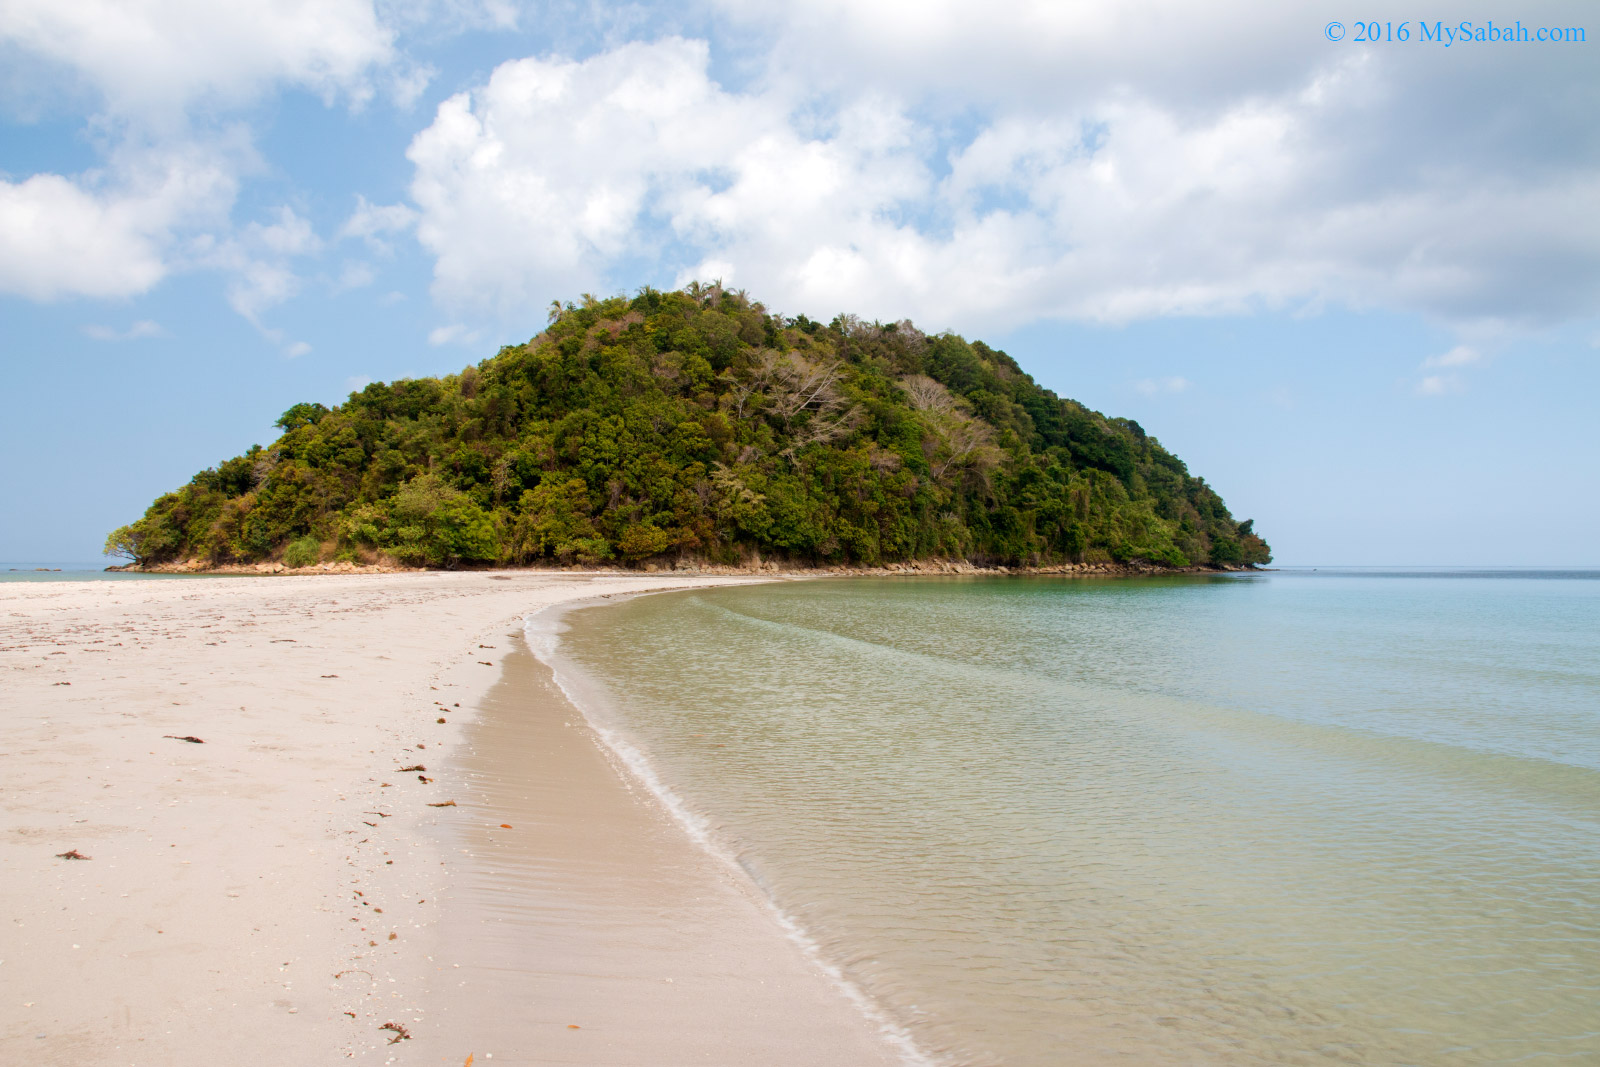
[106, 284, 1270, 570]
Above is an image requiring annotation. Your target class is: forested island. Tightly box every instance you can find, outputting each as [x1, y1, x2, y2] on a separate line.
[106, 285, 1270, 572]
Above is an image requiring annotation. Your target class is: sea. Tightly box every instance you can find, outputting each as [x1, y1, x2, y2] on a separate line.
[541, 569, 1600, 1066]
[0, 562, 202, 582]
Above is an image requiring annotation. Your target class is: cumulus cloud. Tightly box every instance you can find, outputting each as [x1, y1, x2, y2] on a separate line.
[0, 0, 396, 119]
[0, 174, 170, 300]
[0, 0, 404, 318]
[10, 0, 1596, 347]
[0, 143, 237, 300]
[405, 21, 1600, 334]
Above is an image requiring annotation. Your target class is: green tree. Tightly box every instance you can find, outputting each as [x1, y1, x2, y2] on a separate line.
[275, 402, 330, 432]
[385, 474, 498, 567]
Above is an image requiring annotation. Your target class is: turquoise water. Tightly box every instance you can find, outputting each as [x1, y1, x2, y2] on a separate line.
[0, 562, 203, 582]
[551, 571, 1600, 1066]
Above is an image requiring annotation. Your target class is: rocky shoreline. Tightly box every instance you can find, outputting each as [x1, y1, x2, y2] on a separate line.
[110, 557, 1262, 578]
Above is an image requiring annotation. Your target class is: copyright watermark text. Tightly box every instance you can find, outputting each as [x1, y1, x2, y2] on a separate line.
[1324, 20, 1587, 45]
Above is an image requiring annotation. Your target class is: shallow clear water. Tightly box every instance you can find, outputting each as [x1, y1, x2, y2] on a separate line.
[0, 562, 203, 582]
[552, 571, 1600, 1066]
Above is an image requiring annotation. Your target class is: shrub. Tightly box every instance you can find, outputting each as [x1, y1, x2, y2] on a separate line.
[283, 536, 321, 568]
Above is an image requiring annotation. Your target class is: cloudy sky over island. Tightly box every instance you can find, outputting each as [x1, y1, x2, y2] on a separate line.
[3, 0, 1596, 564]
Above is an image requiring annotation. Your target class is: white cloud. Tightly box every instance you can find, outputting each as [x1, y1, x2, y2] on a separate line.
[1134, 376, 1192, 396]
[248, 205, 321, 256]
[0, 174, 168, 299]
[387, 61, 436, 110]
[190, 206, 321, 329]
[1413, 345, 1487, 394]
[0, 144, 237, 300]
[0, 0, 401, 313]
[408, 39, 756, 309]
[284, 340, 312, 358]
[83, 319, 165, 341]
[405, 30, 1600, 335]
[225, 260, 300, 322]
[375, 0, 521, 36]
[1423, 345, 1481, 369]
[339, 195, 418, 253]
[0, 0, 396, 119]
[336, 260, 377, 291]
[428, 323, 479, 345]
[1416, 374, 1462, 397]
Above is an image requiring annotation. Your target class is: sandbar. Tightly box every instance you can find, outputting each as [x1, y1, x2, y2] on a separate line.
[0, 571, 905, 1065]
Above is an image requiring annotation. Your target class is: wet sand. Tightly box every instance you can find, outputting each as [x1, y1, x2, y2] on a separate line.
[426, 626, 904, 1064]
[0, 571, 901, 1065]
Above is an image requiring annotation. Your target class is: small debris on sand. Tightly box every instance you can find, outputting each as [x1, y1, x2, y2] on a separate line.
[428, 800, 457, 807]
[380, 1021, 411, 1044]
[163, 734, 204, 744]
[398, 764, 425, 773]
[56, 849, 91, 860]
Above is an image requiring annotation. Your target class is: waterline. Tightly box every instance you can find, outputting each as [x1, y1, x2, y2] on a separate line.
[551, 573, 1600, 1065]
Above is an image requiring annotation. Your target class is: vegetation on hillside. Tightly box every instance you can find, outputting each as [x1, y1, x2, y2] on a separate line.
[106, 284, 1270, 570]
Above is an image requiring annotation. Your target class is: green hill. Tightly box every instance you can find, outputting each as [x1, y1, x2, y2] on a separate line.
[106, 285, 1270, 571]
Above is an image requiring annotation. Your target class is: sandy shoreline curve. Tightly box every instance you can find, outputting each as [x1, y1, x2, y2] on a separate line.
[1, 571, 905, 1065]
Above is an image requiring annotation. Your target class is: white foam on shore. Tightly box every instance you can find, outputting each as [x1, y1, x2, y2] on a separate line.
[523, 600, 939, 1067]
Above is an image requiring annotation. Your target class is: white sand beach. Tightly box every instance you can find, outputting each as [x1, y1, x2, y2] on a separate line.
[0, 572, 904, 1065]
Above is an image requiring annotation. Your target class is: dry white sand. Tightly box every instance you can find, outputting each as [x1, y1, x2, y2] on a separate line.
[0, 571, 905, 1065]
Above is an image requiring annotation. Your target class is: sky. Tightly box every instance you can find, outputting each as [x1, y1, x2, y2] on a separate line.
[2, 0, 1597, 566]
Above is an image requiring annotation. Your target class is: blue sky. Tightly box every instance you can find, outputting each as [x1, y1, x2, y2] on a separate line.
[2, 1, 1596, 565]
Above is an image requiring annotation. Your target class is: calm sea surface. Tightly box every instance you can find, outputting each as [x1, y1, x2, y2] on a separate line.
[0, 563, 203, 582]
[549, 571, 1600, 1066]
